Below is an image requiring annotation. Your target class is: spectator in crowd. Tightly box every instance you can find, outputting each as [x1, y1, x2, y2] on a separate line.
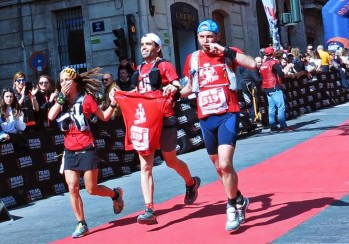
[255, 56, 263, 69]
[116, 66, 135, 91]
[47, 67, 124, 238]
[339, 48, 348, 67]
[100, 72, 120, 120]
[181, 19, 254, 232]
[0, 88, 26, 133]
[286, 53, 295, 64]
[317, 45, 330, 72]
[330, 50, 349, 90]
[12, 71, 39, 129]
[259, 47, 294, 132]
[236, 65, 261, 124]
[117, 55, 135, 79]
[294, 53, 306, 72]
[313, 50, 322, 71]
[254, 56, 269, 127]
[33, 74, 59, 129]
[0, 88, 28, 152]
[290, 47, 301, 63]
[304, 53, 320, 73]
[281, 58, 296, 74]
[306, 44, 315, 60]
[124, 33, 201, 225]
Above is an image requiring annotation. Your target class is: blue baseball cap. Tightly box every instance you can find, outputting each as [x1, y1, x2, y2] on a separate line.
[197, 19, 219, 34]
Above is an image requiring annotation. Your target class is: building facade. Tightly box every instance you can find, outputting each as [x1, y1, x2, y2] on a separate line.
[0, 0, 327, 89]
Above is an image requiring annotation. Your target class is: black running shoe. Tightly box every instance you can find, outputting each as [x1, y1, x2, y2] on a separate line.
[184, 176, 201, 205]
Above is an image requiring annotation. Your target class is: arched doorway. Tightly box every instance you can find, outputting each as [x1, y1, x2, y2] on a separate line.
[170, 2, 199, 76]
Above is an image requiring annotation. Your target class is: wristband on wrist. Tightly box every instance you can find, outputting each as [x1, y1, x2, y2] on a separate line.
[224, 47, 237, 61]
[57, 92, 69, 105]
[173, 85, 181, 91]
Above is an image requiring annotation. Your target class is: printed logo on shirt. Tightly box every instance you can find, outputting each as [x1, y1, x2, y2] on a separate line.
[134, 103, 146, 124]
[53, 183, 67, 194]
[17, 156, 33, 169]
[28, 138, 41, 149]
[199, 63, 220, 86]
[37, 169, 51, 181]
[27, 188, 42, 201]
[7, 175, 24, 188]
[2, 196, 16, 207]
[101, 167, 114, 178]
[1, 143, 14, 155]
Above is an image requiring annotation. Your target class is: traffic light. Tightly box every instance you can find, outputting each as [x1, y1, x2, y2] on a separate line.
[290, 0, 302, 23]
[113, 28, 128, 57]
[127, 14, 137, 45]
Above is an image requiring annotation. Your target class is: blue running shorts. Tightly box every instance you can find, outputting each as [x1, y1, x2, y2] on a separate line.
[199, 112, 239, 155]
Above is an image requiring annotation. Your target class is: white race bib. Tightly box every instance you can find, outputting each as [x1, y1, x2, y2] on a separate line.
[198, 87, 228, 115]
[130, 125, 149, 151]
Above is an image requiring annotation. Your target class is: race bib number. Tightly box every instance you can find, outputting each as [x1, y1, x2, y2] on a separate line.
[198, 87, 228, 115]
[130, 125, 149, 151]
[138, 77, 151, 94]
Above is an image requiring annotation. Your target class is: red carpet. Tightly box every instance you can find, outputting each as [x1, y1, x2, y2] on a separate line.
[53, 123, 349, 244]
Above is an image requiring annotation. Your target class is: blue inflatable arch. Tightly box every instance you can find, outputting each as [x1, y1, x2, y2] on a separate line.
[322, 0, 349, 51]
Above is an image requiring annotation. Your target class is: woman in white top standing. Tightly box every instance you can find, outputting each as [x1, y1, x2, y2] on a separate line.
[0, 88, 26, 133]
[0, 88, 28, 153]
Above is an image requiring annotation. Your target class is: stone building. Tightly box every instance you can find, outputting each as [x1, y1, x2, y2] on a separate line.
[0, 0, 327, 89]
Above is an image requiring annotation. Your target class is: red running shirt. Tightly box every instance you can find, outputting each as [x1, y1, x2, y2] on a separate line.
[114, 90, 172, 156]
[64, 94, 97, 151]
[135, 60, 179, 117]
[182, 48, 241, 119]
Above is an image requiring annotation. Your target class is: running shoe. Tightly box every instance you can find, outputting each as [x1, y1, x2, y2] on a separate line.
[270, 126, 279, 132]
[113, 187, 124, 214]
[72, 223, 89, 238]
[225, 206, 240, 232]
[137, 208, 158, 225]
[279, 126, 295, 132]
[236, 197, 249, 224]
[184, 176, 201, 205]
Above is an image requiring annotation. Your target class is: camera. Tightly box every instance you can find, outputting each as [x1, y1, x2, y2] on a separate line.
[25, 81, 33, 93]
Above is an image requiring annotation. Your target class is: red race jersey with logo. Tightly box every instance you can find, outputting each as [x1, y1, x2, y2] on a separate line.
[64, 94, 97, 151]
[136, 60, 178, 117]
[183, 49, 241, 119]
[114, 90, 172, 155]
